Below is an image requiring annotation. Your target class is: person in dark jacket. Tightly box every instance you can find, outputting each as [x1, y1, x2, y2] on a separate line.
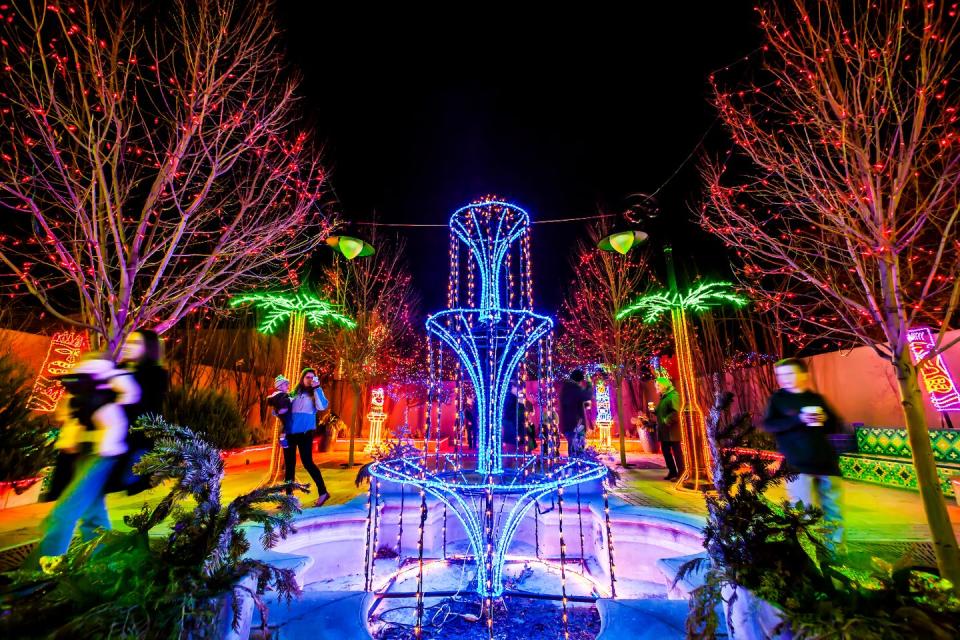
[463, 392, 478, 450]
[559, 370, 593, 455]
[653, 377, 684, 481]
[763, 358, 844, 549]
[119, 329, 167, 420]
[112, 329, 168, 494]
[32, 354, 139, 571]
[502, 383, 522, 452]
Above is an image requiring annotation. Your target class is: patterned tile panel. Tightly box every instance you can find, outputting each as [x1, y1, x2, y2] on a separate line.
[854, 427, 960, 463]
[839, 453, 958, 497]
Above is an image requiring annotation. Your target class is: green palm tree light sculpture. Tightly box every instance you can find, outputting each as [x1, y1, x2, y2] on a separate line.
[230, 291, 355, 485]
[617, 247, 747, 491]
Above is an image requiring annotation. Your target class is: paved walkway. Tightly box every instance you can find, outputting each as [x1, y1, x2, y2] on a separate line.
[3, 450, 959, 567]
[610, 453, 960, 566]
[0, 448, 370, 561]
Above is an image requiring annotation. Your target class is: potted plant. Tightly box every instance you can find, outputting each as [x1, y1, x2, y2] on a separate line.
[678, 390, 959, 640]
[0, 353, 55, 510]
[0, 416, 305, 638]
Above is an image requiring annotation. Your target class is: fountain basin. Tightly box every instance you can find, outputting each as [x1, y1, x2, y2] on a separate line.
[245, 489, 704, 639]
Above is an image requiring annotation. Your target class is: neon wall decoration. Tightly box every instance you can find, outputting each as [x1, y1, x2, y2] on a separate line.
[839, 426, 960, 496]
[26, 331, 89, 412]
[907, 327, 960, 413]
[853, 426, 960, 464]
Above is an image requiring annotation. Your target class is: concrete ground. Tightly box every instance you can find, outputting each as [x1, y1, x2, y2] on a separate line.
[0, 447, 372, 561]
[610, 453, 960, 567]
[2, 449, 959, 568]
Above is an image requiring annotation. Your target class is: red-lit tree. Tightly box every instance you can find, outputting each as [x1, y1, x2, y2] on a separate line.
[0, 0, 332, 352]
[309, 234, 420, 464]
[701, 0, 960, 586]
[556, 222, 664, 465]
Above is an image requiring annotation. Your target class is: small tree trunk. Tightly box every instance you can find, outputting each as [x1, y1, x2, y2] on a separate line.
[894, 347, 960, 593]
[348, 383, 362, 466]
[615, 375, 629, 466]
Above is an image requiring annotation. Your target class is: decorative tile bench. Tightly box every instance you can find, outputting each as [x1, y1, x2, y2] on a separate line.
[839, 427, 960, 497]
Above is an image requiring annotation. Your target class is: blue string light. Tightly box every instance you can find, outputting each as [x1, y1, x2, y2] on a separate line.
[369, 454, 608, 596]
[449, 201, 530, 321]
[427, 308, 552, 475]
[368, 197, 608, 599]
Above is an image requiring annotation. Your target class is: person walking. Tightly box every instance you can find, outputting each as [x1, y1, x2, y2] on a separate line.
[763, 358, 845, 550]
[111, 329, 168, 494]
[32, 353, 140, 570]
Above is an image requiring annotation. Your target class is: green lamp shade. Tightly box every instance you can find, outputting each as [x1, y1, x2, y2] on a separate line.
[326, 235, 375, 259]
[598, 230, 648, 255]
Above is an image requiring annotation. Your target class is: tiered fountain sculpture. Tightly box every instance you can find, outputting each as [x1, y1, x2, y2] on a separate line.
[367, 198, 608, 600]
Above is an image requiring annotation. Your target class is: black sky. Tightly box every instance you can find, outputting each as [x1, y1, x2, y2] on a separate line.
[274, 2, 761, 314]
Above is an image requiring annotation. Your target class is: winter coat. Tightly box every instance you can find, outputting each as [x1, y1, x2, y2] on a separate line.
[56, 370, 139, 457]
[654, 388, 683, 442]
[289, 386, 329, 434]
[763, 389, 842, 476]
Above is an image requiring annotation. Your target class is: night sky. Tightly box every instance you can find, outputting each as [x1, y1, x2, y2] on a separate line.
[275, 2, 761, 314]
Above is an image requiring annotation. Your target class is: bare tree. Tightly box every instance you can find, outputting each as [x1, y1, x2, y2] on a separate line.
[0, 0, 332, 352]
[701, 0, 960, 586]
[309, 234, 421, 464]
[556, 222, 664, 465]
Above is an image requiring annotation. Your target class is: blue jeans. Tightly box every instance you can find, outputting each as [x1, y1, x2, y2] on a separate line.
[37, 455, 118, 559]
[786, 473, 845, 548]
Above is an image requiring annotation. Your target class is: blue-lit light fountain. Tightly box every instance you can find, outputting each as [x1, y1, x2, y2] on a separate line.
[251, 198, 704, 640]
[368, 198, 609, 602]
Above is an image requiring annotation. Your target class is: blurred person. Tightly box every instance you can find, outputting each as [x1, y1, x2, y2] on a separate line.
[763, 358, 845, 550]
[32, 353, 139, 570]
[109, 329, 168, 494]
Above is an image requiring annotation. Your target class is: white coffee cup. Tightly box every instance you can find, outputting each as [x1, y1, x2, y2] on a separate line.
[801, 406, 824, 426]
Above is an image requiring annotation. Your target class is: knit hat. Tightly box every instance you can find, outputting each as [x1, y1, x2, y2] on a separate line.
[274, 374, 290, 389]
[655, 377, 674, 388]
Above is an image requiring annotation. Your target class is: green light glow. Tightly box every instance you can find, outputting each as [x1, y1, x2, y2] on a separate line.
[597, 229, 648, 255]
[326, 235, 375, 259]
[616, 281, 748, 323]
[229, 291, 356, 334]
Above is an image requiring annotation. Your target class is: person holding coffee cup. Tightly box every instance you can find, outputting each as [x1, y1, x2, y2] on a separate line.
[286, 367, 331, 508]
[763, 358, 845, 550]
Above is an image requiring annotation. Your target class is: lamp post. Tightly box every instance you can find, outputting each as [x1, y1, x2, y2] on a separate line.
[325, 234, 376, 468]
[596, 227, 649, 466]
